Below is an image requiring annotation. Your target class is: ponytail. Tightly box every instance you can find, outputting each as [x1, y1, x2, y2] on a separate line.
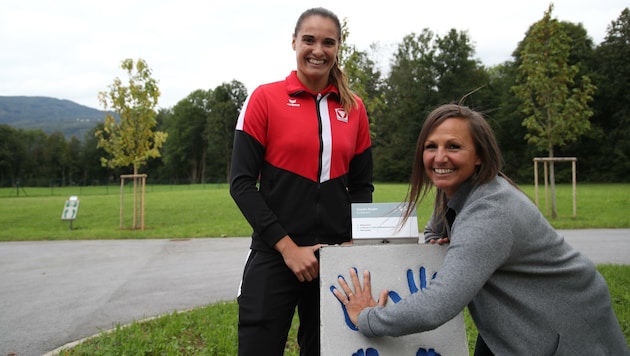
[330, 59, 357, 113]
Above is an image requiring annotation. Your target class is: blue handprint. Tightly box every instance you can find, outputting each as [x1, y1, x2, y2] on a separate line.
[330, 266, 446, 355]
[330, 284, 359, 330]
[416, 347, 441, 356]
[388, 267, 437, 303]
[351, 347, 440, 356]
[330, 269, 359, 331]
[330, 266, 437, 330]
[352, 347, 379, 356]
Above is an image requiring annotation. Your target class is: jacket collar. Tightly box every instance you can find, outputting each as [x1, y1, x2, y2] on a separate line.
[285, 71, 339, 99]
[446, 178, 477, 214]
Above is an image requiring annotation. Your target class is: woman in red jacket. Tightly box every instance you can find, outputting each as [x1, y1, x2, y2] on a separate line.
[229, 7, 374, 356]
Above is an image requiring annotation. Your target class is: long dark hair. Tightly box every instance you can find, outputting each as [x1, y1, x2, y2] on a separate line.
[402, 104, 516, 223]
[293, 7, 357, 112]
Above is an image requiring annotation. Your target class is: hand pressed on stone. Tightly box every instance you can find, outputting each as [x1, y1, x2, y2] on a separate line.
[331, 267, 388, 330]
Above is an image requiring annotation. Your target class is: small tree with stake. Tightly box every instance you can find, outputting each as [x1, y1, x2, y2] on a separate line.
[512, 4, 595, 219]
[96, 58, 168, 230]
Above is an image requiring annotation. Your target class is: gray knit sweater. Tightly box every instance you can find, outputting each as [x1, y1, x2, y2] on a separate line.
[357, 176, 629, 355]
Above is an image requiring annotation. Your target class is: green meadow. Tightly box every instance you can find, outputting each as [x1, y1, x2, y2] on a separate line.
[1, 183, 628, 241]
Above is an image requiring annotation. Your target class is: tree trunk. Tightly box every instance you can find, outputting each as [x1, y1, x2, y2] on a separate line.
[133, 165, 139, 228]
[549, 147, 558, 219]
[200, 150, 207, 184]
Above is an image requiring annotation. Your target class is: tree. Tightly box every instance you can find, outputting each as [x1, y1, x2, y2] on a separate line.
[512, 4, 596, 218]
[81, 123, 111, 186]
[44, 132, 69, 186]
[163, 89, 213, 183]
[374, 30, 437, 181]
[588, 8, 630, 180]
[484, 62, 535, 182]
[434, 29, 489, 106]
[205, 81, 247, 183]
[0, 125, 25, 187]
[67, 136, 82, 185]
[96, 58, 168, 229]
[338, 18, 386, 134]
[20, 129, 48, 185]
[373, 28, 487, 181]
[96, 58, 167, 175]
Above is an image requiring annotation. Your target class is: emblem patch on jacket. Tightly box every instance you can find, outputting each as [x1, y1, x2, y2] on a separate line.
[335, 108, 348, 123]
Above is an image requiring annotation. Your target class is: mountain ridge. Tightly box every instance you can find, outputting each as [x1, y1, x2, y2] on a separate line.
[0, 96, 110, 139]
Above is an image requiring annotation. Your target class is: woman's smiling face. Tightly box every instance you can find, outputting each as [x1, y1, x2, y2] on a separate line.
[423, 117, 481, 199]
[292, 14, 339, 92]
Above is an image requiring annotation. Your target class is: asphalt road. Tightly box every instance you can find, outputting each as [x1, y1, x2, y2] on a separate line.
[1, 230, 628, 356]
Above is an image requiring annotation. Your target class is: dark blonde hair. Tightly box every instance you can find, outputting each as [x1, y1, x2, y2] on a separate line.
[294, 7, 357, 113]
[402, 104, 516, 222]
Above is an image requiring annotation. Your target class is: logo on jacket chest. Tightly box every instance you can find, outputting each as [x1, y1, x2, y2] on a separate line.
[335, 108, 348, 123]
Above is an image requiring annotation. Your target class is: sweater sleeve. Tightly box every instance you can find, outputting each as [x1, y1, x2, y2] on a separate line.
[423, 212, 444, 243]
[358, 185, 514, 337]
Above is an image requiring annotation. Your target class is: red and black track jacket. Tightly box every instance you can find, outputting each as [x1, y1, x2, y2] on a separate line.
[230, 71, 373, 252]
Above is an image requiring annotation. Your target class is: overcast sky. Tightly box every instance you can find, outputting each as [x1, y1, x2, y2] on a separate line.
[0, 0, 626, 110]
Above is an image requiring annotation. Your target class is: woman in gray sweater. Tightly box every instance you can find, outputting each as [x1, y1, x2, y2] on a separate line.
[333, 104, 629, 355]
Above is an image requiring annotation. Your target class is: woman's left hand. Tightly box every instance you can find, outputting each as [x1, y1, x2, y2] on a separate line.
[332, 268, 389, 326]
[429, 237, 450, 245]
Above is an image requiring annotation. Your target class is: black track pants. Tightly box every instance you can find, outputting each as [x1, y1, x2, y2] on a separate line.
[237, 249, 320, 356]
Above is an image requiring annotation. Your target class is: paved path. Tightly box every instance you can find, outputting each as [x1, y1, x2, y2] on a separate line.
[0, 230, 628, 356]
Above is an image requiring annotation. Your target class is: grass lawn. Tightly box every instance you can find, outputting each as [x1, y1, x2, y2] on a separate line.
[1, 183, 628, 241]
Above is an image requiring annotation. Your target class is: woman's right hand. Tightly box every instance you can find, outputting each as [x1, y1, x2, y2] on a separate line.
[275, 236, 323, 282]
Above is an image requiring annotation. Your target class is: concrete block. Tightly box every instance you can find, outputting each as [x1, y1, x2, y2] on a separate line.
[320, 244, 469, 355]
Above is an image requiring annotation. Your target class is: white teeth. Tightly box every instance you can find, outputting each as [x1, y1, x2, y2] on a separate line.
[309, 59, 324, 65]
[434, 168, 454, 174]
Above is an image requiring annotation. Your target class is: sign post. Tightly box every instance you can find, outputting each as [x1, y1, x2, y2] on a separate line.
[61, 196, 80, 230]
